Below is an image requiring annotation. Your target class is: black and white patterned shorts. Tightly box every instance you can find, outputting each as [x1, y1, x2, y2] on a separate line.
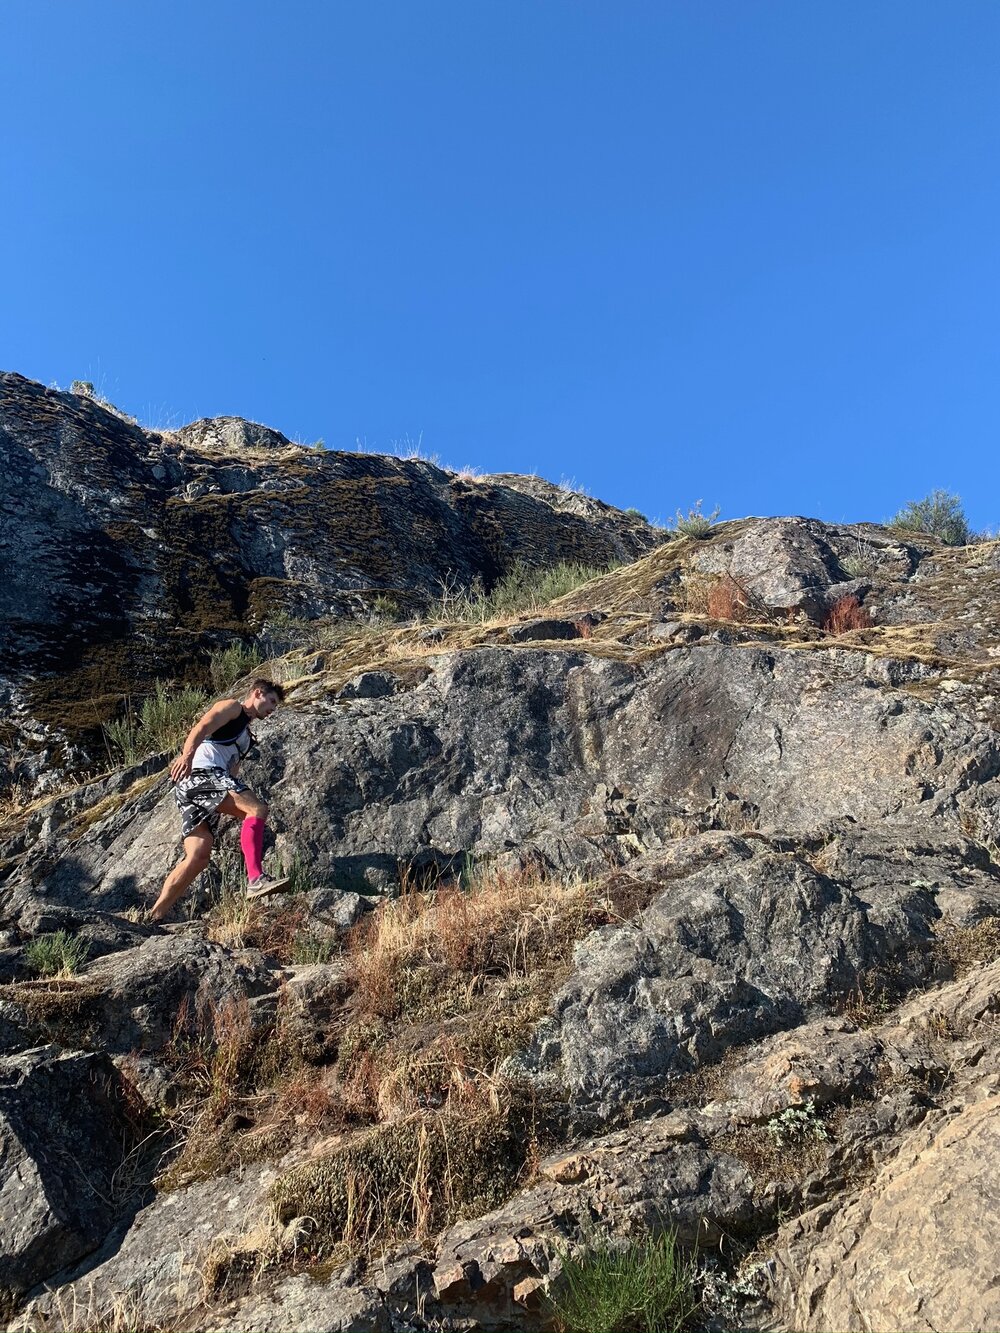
[173, 767, 249, 839]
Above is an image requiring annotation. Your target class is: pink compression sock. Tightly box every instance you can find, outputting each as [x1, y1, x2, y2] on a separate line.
[240, 817, 265, 881]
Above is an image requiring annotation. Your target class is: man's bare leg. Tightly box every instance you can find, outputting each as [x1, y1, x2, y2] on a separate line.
[151, 827, 214, 922]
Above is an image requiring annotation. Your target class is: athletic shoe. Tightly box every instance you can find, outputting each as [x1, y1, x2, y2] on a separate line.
[247, 873, 292, 900]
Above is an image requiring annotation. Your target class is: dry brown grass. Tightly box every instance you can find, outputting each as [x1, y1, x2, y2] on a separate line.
[346, 864, 595, 1021]
[935, 917, 1000, 975]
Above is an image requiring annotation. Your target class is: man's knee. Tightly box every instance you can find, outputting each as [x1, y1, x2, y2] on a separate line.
[188, 845, 212, 868]
[249, 799, 269, 821]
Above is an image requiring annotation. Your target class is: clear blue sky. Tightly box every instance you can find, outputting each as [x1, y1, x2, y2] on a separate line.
[2, 2, 998, 529]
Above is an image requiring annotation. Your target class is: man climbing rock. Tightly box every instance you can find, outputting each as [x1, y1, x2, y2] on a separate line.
[150, 679, 289, 922]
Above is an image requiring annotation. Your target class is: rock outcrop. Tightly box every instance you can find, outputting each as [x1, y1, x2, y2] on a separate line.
[1, 372, 657, 790]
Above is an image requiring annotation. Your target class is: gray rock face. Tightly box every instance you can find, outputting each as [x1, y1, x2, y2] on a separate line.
[687, 517, 923, 618]
[2, 937, 278, 1055]
[0, 1046, 146, 1296]
[7, 639, 997, 918]
[507, 617, 582, 643]
[513, 828, 999, 1113]
[765, 961, 1000, 1333]
[16, 1163, 278, 1330]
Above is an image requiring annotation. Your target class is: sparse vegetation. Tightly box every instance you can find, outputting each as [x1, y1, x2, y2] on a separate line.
[209, 642, 264, 693]
[706, 573, 753, 622]
[103, 681, 208, 765]
[24, 930, 89, 978]
[890, 489, 971, 546]
[270, 1090, 532, 1253]
[548, 1228, 700, 1333]
[289, 928, 338, 964]
[839, 537, 886, 579]
[673, 500, 720, 538]
[428, 559, 616, 624]
[766, 1099, 829, 1148]
[368, 593, 401, 622]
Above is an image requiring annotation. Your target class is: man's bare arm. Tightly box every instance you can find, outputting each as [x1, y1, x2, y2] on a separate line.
[169, 699, 242, 783]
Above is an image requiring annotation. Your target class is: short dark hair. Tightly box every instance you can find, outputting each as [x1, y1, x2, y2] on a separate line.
[250, 678, 286, 702]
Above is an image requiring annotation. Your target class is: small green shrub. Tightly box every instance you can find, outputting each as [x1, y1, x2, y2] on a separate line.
[25, 930, 89, 978]
[429, 560, 615, 624]
[104, 681, 209, 765]
[890, 489, 970, 545]
[624, 507, 647, 520]
[70, 379, 94, 396]
[549, 1228, 700, 1333]
[209, 643, 264, 694]
[766, 1098, 829, 1148]
[673, 500, 720, 538]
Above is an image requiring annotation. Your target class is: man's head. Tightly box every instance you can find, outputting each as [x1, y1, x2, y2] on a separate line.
[245, 679, 286, 718]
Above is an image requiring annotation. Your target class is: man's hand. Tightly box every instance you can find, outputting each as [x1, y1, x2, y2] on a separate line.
[170, 752, 193, 784]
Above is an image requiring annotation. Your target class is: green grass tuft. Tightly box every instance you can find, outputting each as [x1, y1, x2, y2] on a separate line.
[673, 500, 720, 539]
[290, 928, 338, 964]
[209, 642, 264, 693]
[429, 559, 616, 623]
[25, 930, 89, 978]
[548, 1229, 700, 1333]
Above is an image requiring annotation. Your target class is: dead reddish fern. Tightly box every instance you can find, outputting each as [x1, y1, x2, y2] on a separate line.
[822, 595, 871, 633]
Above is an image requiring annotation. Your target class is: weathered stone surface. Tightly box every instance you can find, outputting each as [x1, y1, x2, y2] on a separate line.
[336, 670, 397, 700]
[0, 1046, 146, 1296]
[507, 617, 582, 643]
[17, 1164, 276, 1329]
[720, 1018, 885, 1120]
[215, 1272, 390, 1333]
[687, 517, 922, 619]
[511, 829, 1000, 1113]
[768, 1095, 1000, 1333]
[8, 640, 998, 914]
[1, 937, 278, 1055]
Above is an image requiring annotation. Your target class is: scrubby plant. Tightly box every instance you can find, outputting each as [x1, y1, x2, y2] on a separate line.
[673, 500, 720, 538]
[706, 573, 753, 622]
[270, 1091, 531, 1251]
[209, 642, 263, 694]
[70, 379, 94, 396]
[839, 536, 886, 579]
[429, 560, 615, 624]
[890, 489, 970, 545]
[25, 930, 89, 978]
[103, 681, 208, 766]
[766, 1099, 828, 1149]
[548, 1228, 700, 1333]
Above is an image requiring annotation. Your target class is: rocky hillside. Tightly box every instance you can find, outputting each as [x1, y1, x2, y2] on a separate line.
[1, 372, 656, 792]
[2, 378, 1000, 1331]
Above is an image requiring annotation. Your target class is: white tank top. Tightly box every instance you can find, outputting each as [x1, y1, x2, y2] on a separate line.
[192, 725, 252, 771]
